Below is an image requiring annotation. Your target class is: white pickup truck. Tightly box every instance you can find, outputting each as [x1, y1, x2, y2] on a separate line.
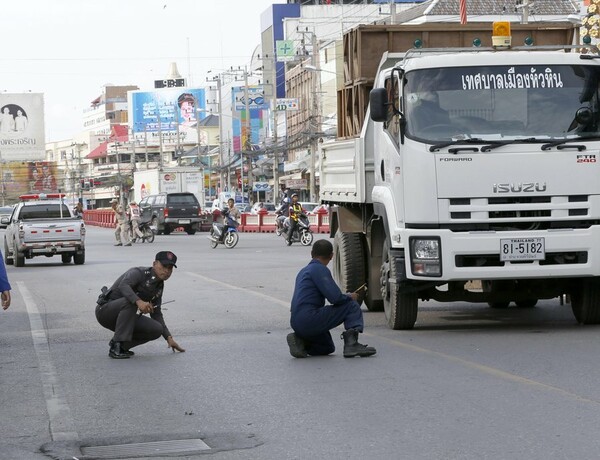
[2, 193, 86, 267]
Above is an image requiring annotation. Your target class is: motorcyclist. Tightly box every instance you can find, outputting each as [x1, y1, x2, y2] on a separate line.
[224, 198, 241, 224]
[275, 196, 290, 235]
[286, 193, 303, 246]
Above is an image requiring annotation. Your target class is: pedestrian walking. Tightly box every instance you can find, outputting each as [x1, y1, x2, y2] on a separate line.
[287, 239, 376, 358]
[95, 251, 185, 359]
[111, 199, 131, 246]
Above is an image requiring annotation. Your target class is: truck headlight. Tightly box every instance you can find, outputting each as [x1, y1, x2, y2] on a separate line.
[410, 237, 442, 276]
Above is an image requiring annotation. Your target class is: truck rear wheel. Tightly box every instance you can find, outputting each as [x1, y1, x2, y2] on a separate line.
[61, 254, 72, 264]
[333, 230, 366, 303]
[73, 251, 85, 265]
[381, 241, 417, 330]
[571, 278, 600, 324]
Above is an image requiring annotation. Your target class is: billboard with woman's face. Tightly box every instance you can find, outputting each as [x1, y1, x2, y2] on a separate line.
[128, 88, 206, 146]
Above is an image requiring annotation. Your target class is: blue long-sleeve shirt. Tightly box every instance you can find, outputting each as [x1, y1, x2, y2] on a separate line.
[0, 251, 11, 292]
[291, 259, 351, 315]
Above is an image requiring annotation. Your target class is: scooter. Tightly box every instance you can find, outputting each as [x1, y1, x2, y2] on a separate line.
[281, 213, 313, 246]
[208, 209, 239, 249]
[130, 220, 155, 243]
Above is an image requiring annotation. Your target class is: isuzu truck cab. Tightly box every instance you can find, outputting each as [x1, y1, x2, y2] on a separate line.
[321, 25, 600, 329]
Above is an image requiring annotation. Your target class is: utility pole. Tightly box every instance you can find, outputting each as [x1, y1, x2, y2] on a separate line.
[309, 32, 320, 203]
[243, 67, 253, 200]
[216, 76, 225, 193]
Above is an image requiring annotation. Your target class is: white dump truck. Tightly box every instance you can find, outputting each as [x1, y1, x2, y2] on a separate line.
[321, 23, 600, 329]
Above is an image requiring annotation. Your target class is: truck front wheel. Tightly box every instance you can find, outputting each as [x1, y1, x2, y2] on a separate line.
[571, 277, 600, 324]
[381, 241, 417, 330]
[333, 230, 366, 303]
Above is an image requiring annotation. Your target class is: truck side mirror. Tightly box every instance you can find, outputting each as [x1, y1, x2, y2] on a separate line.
[370, 88, 389, 122]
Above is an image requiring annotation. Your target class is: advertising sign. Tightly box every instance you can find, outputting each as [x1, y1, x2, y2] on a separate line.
[0, 93, 46, 161]
[275, 98, 299, 111]
[276, 40, 295, 62]
[232, 86, 266, 153]
[233, 86, 268, 111]
[128, 88, 206, 146]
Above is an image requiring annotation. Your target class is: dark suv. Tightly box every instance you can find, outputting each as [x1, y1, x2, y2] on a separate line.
[138, 193, 202, 235]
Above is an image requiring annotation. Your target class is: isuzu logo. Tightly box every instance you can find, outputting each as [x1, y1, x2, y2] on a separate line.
[493, 182, 547, 193]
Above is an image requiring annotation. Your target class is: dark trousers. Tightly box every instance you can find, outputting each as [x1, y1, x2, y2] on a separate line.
[95, 298, 162, 350]
[287, 219, 298, 242]
[291, 299, 364, 356]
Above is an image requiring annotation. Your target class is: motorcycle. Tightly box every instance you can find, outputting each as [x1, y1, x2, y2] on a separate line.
[280, 213, 313, 246]
[130, 220, 155, 243]
[208, 209, 239, 249]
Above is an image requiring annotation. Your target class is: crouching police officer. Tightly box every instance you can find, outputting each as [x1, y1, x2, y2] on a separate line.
[96, 251, 185, 359]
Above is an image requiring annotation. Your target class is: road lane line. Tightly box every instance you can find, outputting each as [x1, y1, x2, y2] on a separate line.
[186, 272, 290, 308]
[368, 332, 600, 405]
[17, 281, 79, 442]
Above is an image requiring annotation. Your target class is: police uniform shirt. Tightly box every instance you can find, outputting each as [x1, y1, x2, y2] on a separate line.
[107, 266, 172, 339]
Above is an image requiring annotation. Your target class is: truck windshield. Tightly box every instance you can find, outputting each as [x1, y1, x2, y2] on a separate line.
[404, 64, 600, 144]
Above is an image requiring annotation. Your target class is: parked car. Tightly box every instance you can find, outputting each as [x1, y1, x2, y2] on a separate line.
[235, 203, 251, 213]
[0, 205, 14, 229]
[300, 202, 320, 214]
[309, 204, 330, 215]
[138, 192, 202, 235]
[251, 202, 276, 214]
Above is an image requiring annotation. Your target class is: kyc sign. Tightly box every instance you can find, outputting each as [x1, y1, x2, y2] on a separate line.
[276, 40, 295, 62]
[275, 98, 299, 111]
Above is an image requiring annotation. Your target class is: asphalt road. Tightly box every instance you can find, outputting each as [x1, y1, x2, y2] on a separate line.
[2, 226, 600, 460]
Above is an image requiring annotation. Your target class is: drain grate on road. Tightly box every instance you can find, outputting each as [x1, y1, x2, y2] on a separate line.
[81, 438, 211, 458]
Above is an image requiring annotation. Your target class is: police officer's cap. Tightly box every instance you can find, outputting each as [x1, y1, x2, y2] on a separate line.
[155, 251, 177, 268]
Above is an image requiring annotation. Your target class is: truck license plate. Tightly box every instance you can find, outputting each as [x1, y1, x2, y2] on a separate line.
[500, 238, 545, 262]
[178, 219, 191, 224]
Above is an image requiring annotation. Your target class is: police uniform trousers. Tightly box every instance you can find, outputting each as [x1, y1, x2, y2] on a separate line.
[95, 297, 163, 350]
[291, 299, 364, 356]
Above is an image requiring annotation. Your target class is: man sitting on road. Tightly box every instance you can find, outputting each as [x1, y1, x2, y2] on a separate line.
[95, 251, 185, 359]
[287, 239, 376, 358]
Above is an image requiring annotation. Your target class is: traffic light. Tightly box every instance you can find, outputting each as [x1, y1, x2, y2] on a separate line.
[88, 179, 94, 189]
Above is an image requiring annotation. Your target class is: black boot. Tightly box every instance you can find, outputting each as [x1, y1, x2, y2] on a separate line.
[286, 332, 308, 358]
[109, 339, 134, 356]
[108, 340, 131, 359]
[341, 329, 376, 358]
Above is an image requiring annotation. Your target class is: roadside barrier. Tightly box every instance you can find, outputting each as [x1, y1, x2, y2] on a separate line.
[83, 208, 330, 234]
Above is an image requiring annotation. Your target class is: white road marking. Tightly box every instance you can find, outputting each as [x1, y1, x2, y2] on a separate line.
[186, 272, 290, 308]
[18, 281, 79, 442]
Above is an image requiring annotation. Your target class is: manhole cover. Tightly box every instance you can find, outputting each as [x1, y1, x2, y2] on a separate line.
[81, 438, 210, 458]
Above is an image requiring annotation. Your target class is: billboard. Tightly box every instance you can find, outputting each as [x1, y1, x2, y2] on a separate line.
[0, 93, 46, 161]
[1, 161, 58, 203]
[231, 86, 266, 153]
[128, 88, 206, 146]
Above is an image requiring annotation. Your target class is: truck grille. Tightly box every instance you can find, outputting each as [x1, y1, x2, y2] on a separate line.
[444, 195, 592, 230]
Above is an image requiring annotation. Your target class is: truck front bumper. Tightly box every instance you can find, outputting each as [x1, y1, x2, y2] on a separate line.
[399, 226, 600, 281]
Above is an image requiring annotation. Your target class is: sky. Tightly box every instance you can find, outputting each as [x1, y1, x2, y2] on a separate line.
[0, 0, 280, 142]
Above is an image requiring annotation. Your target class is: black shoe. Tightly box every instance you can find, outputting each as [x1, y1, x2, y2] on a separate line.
[341, 329, 376, 358]
[109, 339, 134, 356]
[108, 340, 132, 359]
[124, 243, 132, 246]
[286, 333, 308, 358]
[286, 240, 292, 246]
[114, 243, 123, 246]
